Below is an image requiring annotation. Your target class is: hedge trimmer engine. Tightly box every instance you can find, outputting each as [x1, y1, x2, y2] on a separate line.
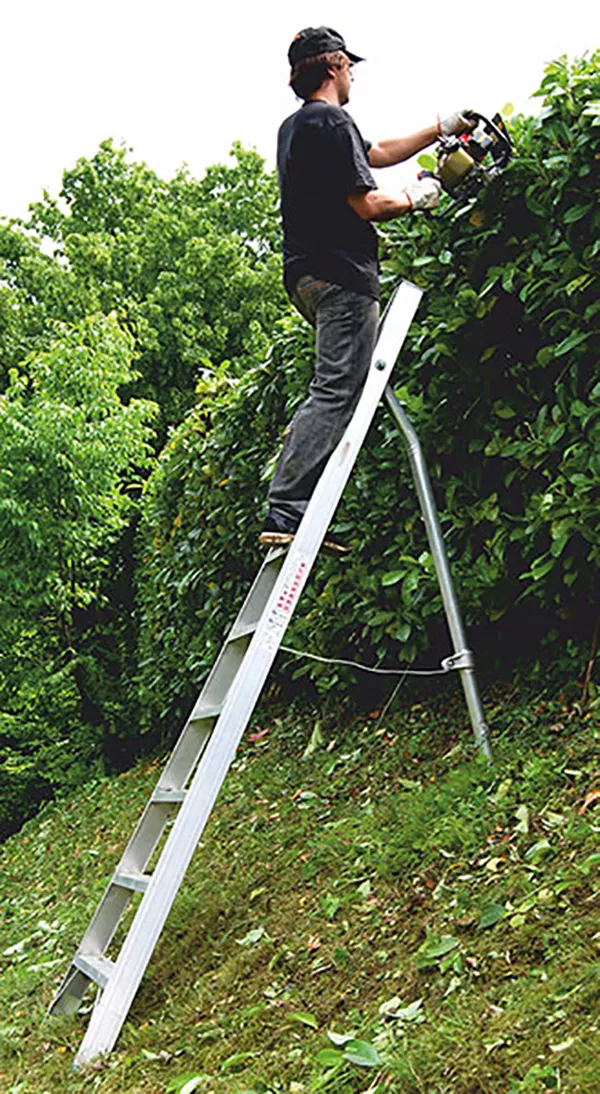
[423, 112, 513, 204]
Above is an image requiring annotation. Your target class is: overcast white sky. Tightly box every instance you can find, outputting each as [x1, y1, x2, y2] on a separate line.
[2, 1, 598, 220]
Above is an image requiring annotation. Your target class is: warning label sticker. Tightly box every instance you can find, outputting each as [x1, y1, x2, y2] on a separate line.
[261, 555, 309, 653]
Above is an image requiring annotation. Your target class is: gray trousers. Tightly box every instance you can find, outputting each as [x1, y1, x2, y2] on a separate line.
[268, 275, 379, 520]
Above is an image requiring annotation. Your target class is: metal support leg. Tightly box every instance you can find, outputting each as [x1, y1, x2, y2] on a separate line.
[384, 386, 492, 761]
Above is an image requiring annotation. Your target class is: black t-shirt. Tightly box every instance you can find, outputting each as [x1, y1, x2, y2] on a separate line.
[277, 101, 379, 300]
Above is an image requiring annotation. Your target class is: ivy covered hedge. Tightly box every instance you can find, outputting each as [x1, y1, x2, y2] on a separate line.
[135, 54, 599, 732]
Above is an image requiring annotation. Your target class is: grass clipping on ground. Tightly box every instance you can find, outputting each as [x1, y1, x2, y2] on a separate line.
[1, 682, 599, 1093]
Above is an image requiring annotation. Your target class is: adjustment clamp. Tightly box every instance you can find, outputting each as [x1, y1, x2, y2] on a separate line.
[441, 649, 475, 672]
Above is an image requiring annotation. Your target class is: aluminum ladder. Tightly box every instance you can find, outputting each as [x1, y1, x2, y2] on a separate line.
[49, 280, 491, 1067]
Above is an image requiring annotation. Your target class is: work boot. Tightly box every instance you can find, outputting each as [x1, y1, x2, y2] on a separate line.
[259, 509, 350, 554]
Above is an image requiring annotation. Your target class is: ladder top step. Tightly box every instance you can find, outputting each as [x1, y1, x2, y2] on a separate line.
[265, 546, 288, 561]
[113, 871, 151, 894]
[74, 952, 115, 990]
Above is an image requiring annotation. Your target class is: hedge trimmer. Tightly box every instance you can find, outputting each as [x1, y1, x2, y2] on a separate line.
[419, 111, 513, 205]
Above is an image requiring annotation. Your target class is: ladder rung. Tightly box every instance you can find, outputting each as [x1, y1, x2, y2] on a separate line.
[74, 953, 115, 989]
[113, 872, 151, 894]
[152, 788, 186, 805]
[189, 705, 222, 723]
[227, 622, 257, 643]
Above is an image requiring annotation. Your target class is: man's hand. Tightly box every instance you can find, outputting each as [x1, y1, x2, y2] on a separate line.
[438, 111, 476, 137]
[402, 177, 442, 211]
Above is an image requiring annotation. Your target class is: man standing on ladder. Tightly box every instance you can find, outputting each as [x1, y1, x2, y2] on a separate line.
[260, 25, 474, 553]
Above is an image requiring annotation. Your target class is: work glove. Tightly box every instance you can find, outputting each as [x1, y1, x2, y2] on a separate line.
[403, 176, 442, 211]
[438, 110, 476, 136]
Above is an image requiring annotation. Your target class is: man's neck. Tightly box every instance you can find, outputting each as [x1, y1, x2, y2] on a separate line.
[307, 84, 342, 107]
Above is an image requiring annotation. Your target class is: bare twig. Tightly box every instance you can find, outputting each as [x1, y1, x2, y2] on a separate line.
[582, 614, 600, 704]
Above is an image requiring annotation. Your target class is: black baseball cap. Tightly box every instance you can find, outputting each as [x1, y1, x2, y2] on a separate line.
[288, 26, 365, 67]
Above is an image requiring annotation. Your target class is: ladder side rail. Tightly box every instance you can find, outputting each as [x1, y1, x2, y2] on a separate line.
[72, 280, 424, 1066]
[187, 550, 287, 717]
[384, 385, 492, 760]
[48, 791, 200, 1019]
[50, 550, 286, 1018]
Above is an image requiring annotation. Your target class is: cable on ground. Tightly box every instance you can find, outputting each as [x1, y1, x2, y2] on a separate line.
[279, 645, 449, 677]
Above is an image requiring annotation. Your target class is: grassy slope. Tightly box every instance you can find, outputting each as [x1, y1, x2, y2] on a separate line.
[1, 678, 599, 1094]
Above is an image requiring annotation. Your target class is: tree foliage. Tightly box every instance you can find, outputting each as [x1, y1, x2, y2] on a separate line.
[0, 315, 155, 614]
[0, 317, 156, 835]
[0, 141, 288, 831]
[24, 140, 286, 426]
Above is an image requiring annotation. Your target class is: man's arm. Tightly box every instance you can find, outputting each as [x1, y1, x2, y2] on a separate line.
[348, 176, 441, 221]
[347, 190, 412, 221]
[368, 125, 438, 168]
[368, 112, 477, 168]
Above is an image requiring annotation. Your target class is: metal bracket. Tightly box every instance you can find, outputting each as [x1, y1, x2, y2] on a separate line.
[441, 649, 475, 672]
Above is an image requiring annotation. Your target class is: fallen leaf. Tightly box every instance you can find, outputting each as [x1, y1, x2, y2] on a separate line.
[179, 1079, 207, 1094]
[328, 1030, 355, 1047]
[311, 963, 332, 975]
[317, 1048, 344, 1067]
[302, 723, 325, 759]
[515, 804, 530, 834]
[478, 903, 506, 930]
[484, 1038, 506, 1055]
[379, 997, 423, 1021]
[287, 1011, 319, 1029]
[415, 935, 459, 968]
[248, 728, 269, 743]
[579, 789, 600, 814]
[235, 927, 266, 947]
[343, 1039, 381, 1068]
[485, 857, 504, 871]
[550, 1036, 575, 1053]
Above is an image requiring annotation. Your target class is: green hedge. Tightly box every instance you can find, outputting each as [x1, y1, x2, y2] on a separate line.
[135, 54, 600, 732]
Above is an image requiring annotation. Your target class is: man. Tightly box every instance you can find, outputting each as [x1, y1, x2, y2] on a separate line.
[260, 26, 473, 552]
